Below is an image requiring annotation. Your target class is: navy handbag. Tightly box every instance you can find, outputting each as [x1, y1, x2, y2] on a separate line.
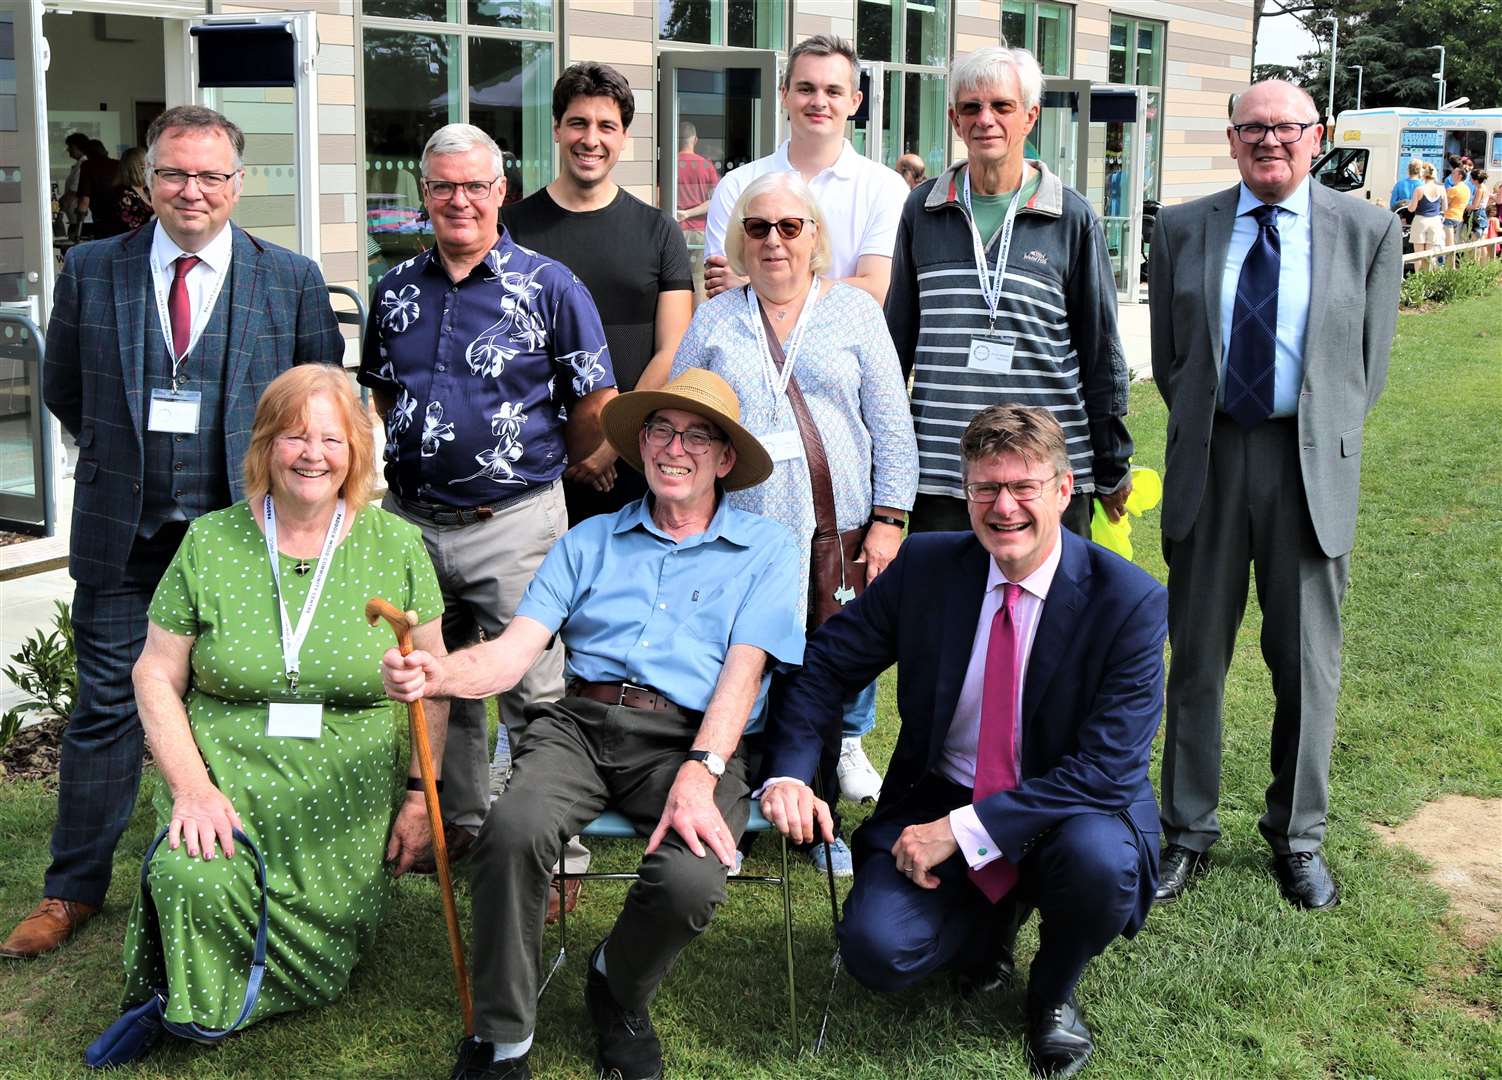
[84, 827, 269, 1069]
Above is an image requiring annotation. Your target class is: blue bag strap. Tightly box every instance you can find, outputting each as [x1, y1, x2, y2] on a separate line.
[140, 825, 269, 1041]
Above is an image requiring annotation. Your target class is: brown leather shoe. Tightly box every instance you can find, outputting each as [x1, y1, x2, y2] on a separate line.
[0, 897, 100, 959]
[544, 879, 583, 925]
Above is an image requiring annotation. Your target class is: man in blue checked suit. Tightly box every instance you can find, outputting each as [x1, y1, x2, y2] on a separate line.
[3, 105, 342, 960]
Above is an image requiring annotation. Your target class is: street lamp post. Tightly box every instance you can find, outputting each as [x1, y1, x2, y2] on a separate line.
[1320, 16, 1339, 143]
[1349, 65, 1364, 110]
[1427, 45, 1446, 109]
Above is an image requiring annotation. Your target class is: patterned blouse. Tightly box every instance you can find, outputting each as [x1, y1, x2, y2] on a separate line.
[670, 282, 918, 617]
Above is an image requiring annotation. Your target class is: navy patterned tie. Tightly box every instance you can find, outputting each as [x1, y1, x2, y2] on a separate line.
[1225, 203, 1280, 427]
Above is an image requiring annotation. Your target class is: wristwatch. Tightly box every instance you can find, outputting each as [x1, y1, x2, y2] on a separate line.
[685, 749, 726, 778]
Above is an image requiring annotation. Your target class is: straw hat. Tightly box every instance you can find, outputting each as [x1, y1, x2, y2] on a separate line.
[601, 369, 773, 492]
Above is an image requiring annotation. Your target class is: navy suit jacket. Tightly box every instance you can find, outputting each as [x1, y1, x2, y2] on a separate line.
[42, 223, 344, 587]
[766, 528, 1168, 933]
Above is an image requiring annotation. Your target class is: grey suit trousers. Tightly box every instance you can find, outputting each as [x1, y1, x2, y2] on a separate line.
[1160, 414, 1349, 854]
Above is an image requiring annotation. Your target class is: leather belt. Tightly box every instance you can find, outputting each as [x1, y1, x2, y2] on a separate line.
[568, 680, 698, 719]
[396, 481, 553, 527]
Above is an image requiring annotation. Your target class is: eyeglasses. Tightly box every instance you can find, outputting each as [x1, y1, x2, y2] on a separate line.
[422, 178, 499, 202]
[1231, 122, 1318, 145]
[150, 168, 238, 193]
[963, 472, 1059, 503]
[955, 99, 1021, 118]
[642, 419, 724, 455]
[742, 217, 811, 240]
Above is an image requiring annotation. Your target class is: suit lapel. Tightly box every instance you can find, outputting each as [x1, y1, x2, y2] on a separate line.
[929, 536, 991, 767]
[1302, 184, 1336, 372]
[222, 225, 265, 407]
[114, 227, 153, 437]
[1202, 185, 1241, 375]
[1021, 531, 1091, 736]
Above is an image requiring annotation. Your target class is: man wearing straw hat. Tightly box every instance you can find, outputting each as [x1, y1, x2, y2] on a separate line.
[382, 370, 804, 1080]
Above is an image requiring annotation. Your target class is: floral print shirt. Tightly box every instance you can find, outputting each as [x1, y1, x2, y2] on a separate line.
[358, 229, 614, 507]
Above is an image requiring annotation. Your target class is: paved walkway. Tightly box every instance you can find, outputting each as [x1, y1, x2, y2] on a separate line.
[0, 300, 1156, 715]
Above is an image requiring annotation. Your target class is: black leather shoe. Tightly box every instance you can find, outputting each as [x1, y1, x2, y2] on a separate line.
[1152, 843, 1209, 903]
[450, 1037, 531, 1080]
[1025, 994, 1094, 1077]
[585, 941, 664, 1080]
[1273, 850, 1340, 910]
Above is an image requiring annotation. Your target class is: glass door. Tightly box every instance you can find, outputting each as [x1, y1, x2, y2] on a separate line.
[0, 4, 55, 533]
[1031, 78, 1090, 192]
[657, 49, 779, 301]
[1085, 86, 1145, 301]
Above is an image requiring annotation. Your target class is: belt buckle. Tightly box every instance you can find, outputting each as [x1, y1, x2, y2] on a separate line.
[618, 680, 650, 707]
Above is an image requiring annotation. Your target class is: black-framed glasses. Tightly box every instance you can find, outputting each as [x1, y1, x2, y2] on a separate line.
[642, 419, 724, 455]
[422, 178, 499, 202]
[742, 217, 811, 240]
[151, 168, 238, 193]
[1231, 121, 1318, 145]
[964, 472, 1059, 504]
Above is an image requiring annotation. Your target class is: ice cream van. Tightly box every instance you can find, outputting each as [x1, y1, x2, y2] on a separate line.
[1311, 107, 1502, 207]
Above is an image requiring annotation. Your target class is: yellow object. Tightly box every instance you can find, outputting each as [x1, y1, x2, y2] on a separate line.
[1091, 466, 1163, 562]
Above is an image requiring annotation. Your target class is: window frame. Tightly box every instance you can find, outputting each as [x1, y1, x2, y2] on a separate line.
[656, 0, 788, 52]
[1002, 0, 1075, 78]
[854, 0, 954, 171]
[1107, 11, 1165, 202]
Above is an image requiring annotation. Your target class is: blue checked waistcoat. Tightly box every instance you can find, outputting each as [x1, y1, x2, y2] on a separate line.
[43, 223, 345, 588]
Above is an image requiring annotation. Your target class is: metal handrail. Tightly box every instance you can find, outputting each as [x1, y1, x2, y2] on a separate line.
[0, 310, 53, 537]
[326, 284, 369, 404]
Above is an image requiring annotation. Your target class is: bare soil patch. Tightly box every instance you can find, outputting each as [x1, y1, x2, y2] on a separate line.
[0, 715, 64, 784]
[1372, 795, 1502, 949]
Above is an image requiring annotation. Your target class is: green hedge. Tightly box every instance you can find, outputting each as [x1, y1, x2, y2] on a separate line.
[1400, 258, 1502, 307]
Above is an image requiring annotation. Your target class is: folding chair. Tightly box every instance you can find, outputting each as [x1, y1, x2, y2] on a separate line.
[541, 801, 839, 1054]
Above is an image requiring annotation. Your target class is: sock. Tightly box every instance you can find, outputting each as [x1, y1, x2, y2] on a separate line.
[490, 1033, 533, 1062]
[593, 943, 608, 977]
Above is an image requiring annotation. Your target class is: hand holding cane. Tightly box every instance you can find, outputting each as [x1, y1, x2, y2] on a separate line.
[365, 597, 473, 1037]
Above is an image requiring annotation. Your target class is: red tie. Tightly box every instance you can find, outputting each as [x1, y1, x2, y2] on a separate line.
[168, 254, 201, 360]
[968, 582, 1022, 903]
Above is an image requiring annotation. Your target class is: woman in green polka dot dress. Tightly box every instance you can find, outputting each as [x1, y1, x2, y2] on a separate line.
[120, 366, 446, 1044]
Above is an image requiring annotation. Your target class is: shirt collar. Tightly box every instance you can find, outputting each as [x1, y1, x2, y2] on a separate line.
[420, 235, 507, 283]
[615, 489, 752, 548]
[151, 219, 234, 275]
[1236, 175, 1311, 218]
[985, 531, 1063, 603]
[772, 138, 860, 181]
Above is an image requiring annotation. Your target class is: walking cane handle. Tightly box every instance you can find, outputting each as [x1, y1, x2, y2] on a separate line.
[365, 598, 419, 654]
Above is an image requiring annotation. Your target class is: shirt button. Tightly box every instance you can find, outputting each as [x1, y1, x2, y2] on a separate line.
[173, 461, 185, 472]
[436, 363, 446, 372]
[640, 640, 649, 647]
[658, 603, 667, 610]
[175, 434, 186, 443]
[174, 489, 184, 498]
[132, 482, 141, 493]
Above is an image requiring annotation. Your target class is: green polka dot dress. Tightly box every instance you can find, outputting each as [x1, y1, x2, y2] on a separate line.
[119, 502, 442, 1030]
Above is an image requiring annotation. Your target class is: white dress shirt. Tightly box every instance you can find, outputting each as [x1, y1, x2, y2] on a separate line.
[945, 536, 1062, 869]
[150, 220, 234, 361]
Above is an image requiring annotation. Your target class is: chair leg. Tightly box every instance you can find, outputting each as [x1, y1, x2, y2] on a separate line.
[778, 832, 799, 1054]
[539, 872, 567, 996]
[811, 771, 842, 1055]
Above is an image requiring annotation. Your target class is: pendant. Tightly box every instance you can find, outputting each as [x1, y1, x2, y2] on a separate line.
[833, 583, 856, 606]
[293, 560, 312, 576]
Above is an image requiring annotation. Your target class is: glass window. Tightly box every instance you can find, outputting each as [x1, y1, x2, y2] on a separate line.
[857, 0, 898, 63]
[1002, 2, 1027, 51]
[468, 0, 551, 31]
[904, 0, 946, 67]
[1108, 14, 1165, 201]
[660, 1, 714, 44]
[727, 0, 784, 49]
[1004, 1, 1072, 77]
[469, 36, 552, 207]
[856, 0, 950, 173]
[660, 0, 782, 48]
[1107, 20, 1128, 83]
[365, 0, 456, 21]
[901, 71, 948, 176]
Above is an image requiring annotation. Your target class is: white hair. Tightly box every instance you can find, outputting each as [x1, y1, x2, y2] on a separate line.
[420, 123, 504, 178]
[723, 171, 833, 278]
[951, 47, 1045, 113]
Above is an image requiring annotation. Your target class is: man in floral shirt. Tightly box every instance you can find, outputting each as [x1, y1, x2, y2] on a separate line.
[359, 123, 615, 865]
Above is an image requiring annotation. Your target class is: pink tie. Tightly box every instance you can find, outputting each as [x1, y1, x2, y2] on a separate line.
[968, 582, 1022, 903]
[168, 254, 201, 360]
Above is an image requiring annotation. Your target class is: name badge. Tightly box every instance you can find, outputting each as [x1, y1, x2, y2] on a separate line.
[267, 699, 323, 739]
[967, 334, 1017, 375]
[761, 429, 804, 463]
[147, 389, 202, 434]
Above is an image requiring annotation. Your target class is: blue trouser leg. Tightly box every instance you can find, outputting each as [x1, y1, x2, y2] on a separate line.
[838, 681, 877, 738]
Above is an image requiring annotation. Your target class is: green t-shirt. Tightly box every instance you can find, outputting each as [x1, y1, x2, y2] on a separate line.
[969, 169, 1043, 246]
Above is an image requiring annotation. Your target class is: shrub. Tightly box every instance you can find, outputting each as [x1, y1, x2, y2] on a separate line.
[1400, 259, 1502, 307]
[0, 601, 77, 751]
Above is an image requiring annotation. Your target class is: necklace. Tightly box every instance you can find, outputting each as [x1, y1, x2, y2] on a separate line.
[293, 560, 312, 576]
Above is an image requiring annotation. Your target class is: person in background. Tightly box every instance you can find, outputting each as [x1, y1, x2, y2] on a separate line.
[61, 132, 89, 233]
[1388, 157, 1422, 214]
[113, 148, 153, 232]
[1407, 162, 1446, 270]
[76, 138, 123, 239]
[4, 105, 343, 962]
[1468, 170, 1489, 243]
[896, 153, 928, 189]
[1442, 160, 1472, 262]
[675, 120, 722, 295]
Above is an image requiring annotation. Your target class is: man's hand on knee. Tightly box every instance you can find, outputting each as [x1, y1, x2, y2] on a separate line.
[891, 817, 959, 890]
[760, 780, 834, 846]
[646, 765, 737, 867]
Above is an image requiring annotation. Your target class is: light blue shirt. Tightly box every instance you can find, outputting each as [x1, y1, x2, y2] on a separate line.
[1390, 176, 1421, 210]
[1220, 179, 1313, 418]
[515, 494, 805, 715]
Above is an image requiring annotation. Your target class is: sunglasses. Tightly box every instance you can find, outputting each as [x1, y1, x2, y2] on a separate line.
[741, 216, 811, 240]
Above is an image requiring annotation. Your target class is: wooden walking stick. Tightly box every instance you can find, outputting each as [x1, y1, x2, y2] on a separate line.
[365, 597, 473, 1036]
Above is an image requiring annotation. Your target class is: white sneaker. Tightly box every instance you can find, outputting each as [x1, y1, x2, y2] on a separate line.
[837, 737, 883, 803]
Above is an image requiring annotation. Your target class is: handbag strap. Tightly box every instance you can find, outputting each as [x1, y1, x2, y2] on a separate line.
[755, 291, 838, 542]
[140, 825, 269, 1040]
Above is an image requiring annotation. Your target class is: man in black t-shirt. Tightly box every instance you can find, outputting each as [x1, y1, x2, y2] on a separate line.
[503, 63, 693, 524]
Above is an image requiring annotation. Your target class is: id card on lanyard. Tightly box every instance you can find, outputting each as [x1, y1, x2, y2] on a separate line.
[746, 279, 821, 461]
[263, 495, 344, 738]
[962, 167, 1029, 373]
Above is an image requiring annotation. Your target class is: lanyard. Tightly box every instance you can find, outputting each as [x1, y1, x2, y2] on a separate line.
[151, 252, 227, 386]
[263, 495, 344, 692]
[962, 165, 1030, 329]
[746, 277, 821, 399]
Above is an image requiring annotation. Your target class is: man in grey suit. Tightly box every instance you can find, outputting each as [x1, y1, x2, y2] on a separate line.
[1148, 80, 1400, 910]
[2, 105, 342, 959]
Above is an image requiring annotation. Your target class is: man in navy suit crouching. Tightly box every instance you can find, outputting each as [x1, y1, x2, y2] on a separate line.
[759, 404, 1166, 1078]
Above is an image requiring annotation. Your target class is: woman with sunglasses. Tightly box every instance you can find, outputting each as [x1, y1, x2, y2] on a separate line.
[670, 171, 917, 871]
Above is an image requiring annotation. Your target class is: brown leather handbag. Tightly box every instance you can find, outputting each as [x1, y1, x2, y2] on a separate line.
[757, 299, 867, 630]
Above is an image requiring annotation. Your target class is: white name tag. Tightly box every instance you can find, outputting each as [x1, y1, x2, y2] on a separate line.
[147, 389, 202, 434]
[761, 429, 804, 463]
[966, 334, 1017, 375]
[267, 700, 323, 739]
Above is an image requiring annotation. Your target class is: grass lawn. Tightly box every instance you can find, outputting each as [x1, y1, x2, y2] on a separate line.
[2, 290, 1500, 1078]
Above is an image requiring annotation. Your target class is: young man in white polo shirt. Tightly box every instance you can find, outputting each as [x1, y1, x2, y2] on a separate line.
[704, 34, 910, 308]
